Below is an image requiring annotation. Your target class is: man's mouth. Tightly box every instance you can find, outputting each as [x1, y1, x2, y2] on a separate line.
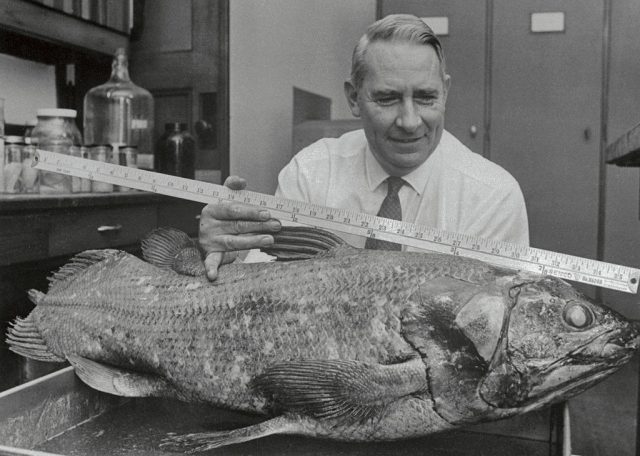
[391, 137, 422, 144]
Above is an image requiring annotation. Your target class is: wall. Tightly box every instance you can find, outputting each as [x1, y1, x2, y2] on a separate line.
[0, 53, 56, 125]
[603, 0, 640, 319]
[229, 0, 376, 194]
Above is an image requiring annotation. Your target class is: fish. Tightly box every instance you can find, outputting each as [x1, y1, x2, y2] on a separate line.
[6, 226, 639, 453]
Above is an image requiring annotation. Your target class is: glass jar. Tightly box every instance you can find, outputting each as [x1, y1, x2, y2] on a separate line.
[31, 108, 82, 194]
[83, 48, 154, 160]
[21, 144, 39, 193]
[156, 122, 196, 178]
[88, 145, 114, 193]
[116, 146, 138, 192]
[2, 136, 24, 193]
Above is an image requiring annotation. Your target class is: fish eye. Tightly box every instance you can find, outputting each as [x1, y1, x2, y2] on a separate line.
[563, 303, 594, 329]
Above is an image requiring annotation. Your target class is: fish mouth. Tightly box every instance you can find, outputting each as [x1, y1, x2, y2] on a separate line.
[524, 329, 639, 406]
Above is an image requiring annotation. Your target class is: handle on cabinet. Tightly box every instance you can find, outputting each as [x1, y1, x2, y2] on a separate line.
[470, 125, 478, 138]
[97, 224, 123, 233]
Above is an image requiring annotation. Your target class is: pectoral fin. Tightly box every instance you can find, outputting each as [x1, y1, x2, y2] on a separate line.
[68, 355, 172, 397]
[141, 227, 205, 276]
[251, 358, 427, 422]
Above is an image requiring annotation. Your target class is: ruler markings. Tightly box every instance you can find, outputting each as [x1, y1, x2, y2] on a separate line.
[33, 149, 639, 294]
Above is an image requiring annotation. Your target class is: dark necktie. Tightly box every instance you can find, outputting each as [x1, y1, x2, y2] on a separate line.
[365, 176, 405, 251]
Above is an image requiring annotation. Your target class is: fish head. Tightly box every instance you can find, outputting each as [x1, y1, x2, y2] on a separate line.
[478, 274, 639, 415]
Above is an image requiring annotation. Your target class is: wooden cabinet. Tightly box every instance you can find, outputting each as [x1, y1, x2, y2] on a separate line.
[0, 193, 203, 267]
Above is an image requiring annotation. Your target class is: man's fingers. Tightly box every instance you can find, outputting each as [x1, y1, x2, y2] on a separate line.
[223, 175, 247, 190]
[204, 252, 224, 280]
[202, 202, 273, 223]
[212, 234, 275, 251]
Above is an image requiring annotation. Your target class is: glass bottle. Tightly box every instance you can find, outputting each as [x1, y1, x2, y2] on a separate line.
[31, 108, 83, 194]
[156, 122, 195, 179]
[83, 48, 154, 159]
[0, 98, 5, 194]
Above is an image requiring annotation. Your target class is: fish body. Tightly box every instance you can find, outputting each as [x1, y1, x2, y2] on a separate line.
[7, 227, 639, 451]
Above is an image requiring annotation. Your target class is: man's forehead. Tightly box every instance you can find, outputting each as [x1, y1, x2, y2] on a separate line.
[363, 42, 441, 74]
[361, 41, 444, 89]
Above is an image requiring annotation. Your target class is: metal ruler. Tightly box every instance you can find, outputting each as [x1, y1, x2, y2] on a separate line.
[33, 149, 640, 294]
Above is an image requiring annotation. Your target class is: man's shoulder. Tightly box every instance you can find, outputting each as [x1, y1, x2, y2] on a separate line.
[438, 130, 519, 189]
[293, 129, 367, 163]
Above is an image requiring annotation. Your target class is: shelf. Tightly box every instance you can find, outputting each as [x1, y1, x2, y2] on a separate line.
[606, 121, 640, 166]
[0, 0, 128, 56]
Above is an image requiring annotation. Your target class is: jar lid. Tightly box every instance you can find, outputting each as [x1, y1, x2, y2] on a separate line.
[36, 108, 77, 118]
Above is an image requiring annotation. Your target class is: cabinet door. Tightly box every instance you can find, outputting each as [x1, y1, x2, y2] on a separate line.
[379, 0, 487, 155]
[129, 0, 228, 178]
[491, 0, 603, 267]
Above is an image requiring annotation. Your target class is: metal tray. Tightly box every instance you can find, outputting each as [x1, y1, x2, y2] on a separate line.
[0, 367, 561, 456]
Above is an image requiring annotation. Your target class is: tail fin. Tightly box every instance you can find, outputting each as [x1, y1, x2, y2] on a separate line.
[5, 312, 65, 362]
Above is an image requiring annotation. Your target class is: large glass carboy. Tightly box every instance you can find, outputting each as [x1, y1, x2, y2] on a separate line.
[83, 48, 154, 157]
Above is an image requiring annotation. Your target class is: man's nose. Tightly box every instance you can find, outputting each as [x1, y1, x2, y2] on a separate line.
[395, 100, 421, 132]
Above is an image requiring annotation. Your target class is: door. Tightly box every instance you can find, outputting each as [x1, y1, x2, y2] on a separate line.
[379, 0, 487, 155]
[491, 0, 603, 271]
[129, 0, 229, 181]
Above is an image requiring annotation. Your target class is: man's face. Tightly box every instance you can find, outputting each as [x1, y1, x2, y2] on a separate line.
[345, 41, 450, 176]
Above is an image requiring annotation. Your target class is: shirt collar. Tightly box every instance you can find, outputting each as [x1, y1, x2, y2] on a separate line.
[364, 140, 442, 196]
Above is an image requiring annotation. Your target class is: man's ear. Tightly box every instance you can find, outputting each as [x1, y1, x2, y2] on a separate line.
[344, 80, 361, 117]
[442, 74, 451, 105]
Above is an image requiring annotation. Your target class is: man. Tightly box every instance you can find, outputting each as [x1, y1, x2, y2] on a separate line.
[199, 14, 529, 280]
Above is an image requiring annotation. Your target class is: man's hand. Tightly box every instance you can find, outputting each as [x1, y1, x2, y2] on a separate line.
[198, 176, 281, 280]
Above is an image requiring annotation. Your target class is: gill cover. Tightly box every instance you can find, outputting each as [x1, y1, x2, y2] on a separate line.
[402, 275, 520, 423]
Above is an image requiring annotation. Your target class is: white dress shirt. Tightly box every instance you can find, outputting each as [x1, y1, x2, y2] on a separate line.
[275, 129, 529, 250]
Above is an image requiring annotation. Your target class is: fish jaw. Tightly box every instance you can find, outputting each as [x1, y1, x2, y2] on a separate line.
[478, 276, 640, 414]
[523, 327, 640, 404]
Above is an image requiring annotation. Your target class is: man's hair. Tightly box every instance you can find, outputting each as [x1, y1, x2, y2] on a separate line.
[350, 14, 446, 89]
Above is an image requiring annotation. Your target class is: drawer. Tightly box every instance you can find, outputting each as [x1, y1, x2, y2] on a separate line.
[49, 205, 157, 256]
[0, 214, 50, 266]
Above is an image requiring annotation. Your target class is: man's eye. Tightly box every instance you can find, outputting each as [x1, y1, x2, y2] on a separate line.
[375, 97, 398, 106]
[415, 96, 436, 106]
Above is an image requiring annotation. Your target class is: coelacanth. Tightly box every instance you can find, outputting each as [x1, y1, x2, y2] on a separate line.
[6, 226, 639, 452]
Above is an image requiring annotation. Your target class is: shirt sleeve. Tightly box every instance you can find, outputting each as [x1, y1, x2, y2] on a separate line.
[275, 155, 309, 202]
[469, 184, 530, 247]
[275, 141, 331, 205]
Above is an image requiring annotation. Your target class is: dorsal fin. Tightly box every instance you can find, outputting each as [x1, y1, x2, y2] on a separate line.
[5, 313, 65, 362]
[48, 249, 123, 290]
[261, 226, 353, 261]
[141, 227, 205, 276]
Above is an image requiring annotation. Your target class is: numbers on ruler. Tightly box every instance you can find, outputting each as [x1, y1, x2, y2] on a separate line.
[360, 221, 369, 228]
[260, 200, 267, 207]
